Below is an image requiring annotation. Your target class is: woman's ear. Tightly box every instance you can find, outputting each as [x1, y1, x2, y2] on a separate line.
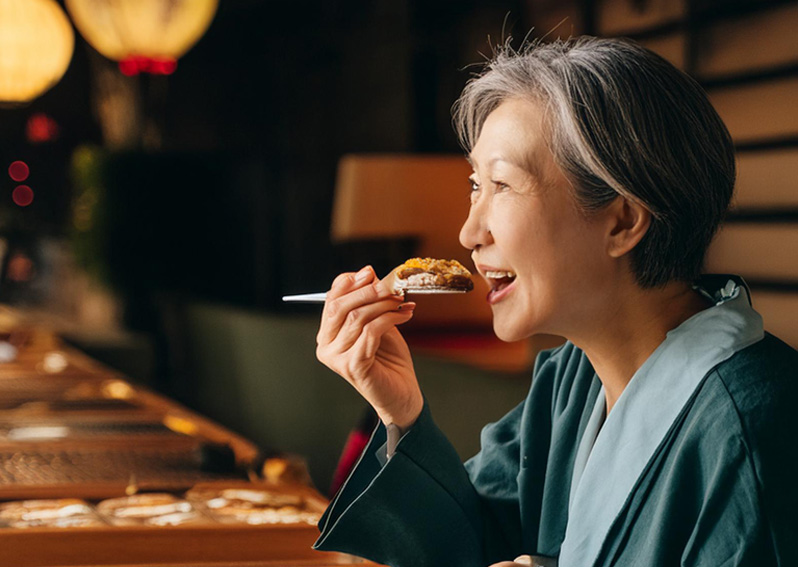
[605, 196, 651, 258]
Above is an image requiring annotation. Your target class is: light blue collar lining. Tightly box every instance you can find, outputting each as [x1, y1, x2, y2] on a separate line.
[558, 277, 764, 567]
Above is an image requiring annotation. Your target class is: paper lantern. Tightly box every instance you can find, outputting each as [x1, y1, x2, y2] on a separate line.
[65, 0, 218, 75]
[0, 0, 74, 104]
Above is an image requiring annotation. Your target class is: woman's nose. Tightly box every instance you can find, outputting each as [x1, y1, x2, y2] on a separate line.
[459, 199, 491, 251]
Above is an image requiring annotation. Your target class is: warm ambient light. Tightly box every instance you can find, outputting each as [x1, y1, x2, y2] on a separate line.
[0, 0, 74, 104]
[65, 0, 218, 75]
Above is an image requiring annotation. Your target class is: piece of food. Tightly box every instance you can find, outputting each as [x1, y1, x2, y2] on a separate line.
[391, 258, 474, 292]
[186, 486, 322, 525]
[96, 493, 208, 526]
[0, 498, 105, 528]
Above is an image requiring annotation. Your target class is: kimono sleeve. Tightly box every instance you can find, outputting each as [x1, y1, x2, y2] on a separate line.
[683, 341, 798, 567]
[314, 348, 566, 567]
[313, 401, 488, 567]
[723, 354, 798, 565]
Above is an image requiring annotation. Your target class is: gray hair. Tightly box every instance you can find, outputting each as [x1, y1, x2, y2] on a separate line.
[452, 36, 735, 288]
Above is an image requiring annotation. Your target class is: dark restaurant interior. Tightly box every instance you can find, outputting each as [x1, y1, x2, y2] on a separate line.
[0, 0, 795, 564]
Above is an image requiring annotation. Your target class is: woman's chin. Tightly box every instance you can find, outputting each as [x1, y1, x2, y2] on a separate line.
[491, 319, 529, 343]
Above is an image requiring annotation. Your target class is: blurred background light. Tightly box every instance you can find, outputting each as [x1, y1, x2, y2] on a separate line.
[12, 185, 34, 207]
[0, 0, 74, 104]
[25, 112, 61, 143]
[65, 0, 218, 75]
[8, 161, 30, 182]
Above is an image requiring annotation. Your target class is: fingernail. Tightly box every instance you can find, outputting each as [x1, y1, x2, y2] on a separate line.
[513, 556, 533, 565]
[354, 266, 371, 284]
[397, 302, 416, 311]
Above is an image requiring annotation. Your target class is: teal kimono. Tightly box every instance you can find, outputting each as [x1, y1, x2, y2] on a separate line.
[314, 278, 798, 566]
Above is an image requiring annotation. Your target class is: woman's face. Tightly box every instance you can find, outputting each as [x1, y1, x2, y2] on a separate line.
[459, 98, 615, 342]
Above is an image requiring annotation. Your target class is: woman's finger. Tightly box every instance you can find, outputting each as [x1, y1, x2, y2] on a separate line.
[320, 299, 408, 372]
[487, 557, 534, 567]
[319, 271, 402, 346]
[330, 297, 411, 354]
[329, 266, 375, 300]
[317, 266, 375, 345]
[321, 281, 389, 346]
[345, 305, 415, 375]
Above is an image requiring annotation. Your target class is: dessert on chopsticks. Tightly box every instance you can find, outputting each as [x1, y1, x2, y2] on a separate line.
[387, 257, 474, 294]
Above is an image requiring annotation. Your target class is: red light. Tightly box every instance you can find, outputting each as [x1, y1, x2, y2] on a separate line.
[8, 161, 29, 182]
[26, 113, 60, 143]
[12, 185, 34, 207]
[119, 58, 139, 76]
[152, 58, 177, 75]
[118, 56, 177, 76]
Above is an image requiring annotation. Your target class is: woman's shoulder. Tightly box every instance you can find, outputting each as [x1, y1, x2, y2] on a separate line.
[706, 333, 798, 466]
[713, 333, 798, 406]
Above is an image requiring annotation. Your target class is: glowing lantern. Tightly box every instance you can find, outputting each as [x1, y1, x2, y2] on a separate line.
[65, 0, 218, 75]
[0, 0, 74, 104]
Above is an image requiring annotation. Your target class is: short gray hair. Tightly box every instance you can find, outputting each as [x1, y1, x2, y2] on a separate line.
[452, 37, 735, 288]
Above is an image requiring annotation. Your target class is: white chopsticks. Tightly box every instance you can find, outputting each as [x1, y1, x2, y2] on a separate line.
[281, 292, 329, 303]
[281, 288, 467, 303]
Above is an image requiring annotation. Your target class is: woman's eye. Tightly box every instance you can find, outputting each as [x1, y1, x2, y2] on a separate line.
[492, 180, 510, 192]
[468, 180, 480, 202]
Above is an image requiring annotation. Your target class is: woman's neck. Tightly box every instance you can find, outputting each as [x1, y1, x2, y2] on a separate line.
[573, 280, 711, 414]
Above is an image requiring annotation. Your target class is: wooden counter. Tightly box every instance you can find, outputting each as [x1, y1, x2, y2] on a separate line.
[0, 307, 380, 566]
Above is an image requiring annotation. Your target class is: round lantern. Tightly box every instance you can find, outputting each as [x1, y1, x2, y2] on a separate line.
[65, 0, 218, 75]
[0, 0, 74, 104]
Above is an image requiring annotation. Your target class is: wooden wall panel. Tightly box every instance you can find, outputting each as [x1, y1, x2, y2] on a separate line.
[696, 4, 798, 78]
[734, 149, 798, 208]
[706, 224, 798, 279]
[596, 0, 684, 35]
[709, 78, 798, 141]
[752, 292, 798, 348]
[638, 33, 686, 69]
[526, 0, 585, 40]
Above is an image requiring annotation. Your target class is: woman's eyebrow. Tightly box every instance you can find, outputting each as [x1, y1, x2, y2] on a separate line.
[467, 155, 516, 170]
[470, 154, 545, 182]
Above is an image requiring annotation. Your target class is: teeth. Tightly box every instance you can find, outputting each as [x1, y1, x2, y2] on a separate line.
[484, 270, 516, 279]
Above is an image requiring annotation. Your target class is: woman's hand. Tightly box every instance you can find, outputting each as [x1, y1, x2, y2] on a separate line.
[488, 557, 535, 566]
[316, 266, 424, 430]
[489, 556, 557, 567]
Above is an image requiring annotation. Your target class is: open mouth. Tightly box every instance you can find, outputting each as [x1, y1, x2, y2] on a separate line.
[484, 270, 517, 294]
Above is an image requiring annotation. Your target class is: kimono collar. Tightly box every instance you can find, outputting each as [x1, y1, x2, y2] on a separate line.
[558, 275, 764, 567]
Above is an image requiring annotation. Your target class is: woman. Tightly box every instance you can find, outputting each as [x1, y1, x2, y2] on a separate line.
[313, 37, 798, 567]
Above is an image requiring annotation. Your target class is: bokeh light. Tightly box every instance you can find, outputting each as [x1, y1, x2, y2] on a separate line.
[41, 351, 69, 374]
[12, 185, 34, 207]
[26, 113, 60, 143]
[8, 161, 29, 182]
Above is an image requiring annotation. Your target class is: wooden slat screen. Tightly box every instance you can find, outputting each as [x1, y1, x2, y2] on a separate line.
[709, 78, 798, 141]
[752, 292, 798, 349]
[637, 33, 686, 69]
[596, 0, 685, 36]
[695, 3, 798, 78]
[707, 224, 798, 281]
[734, 149, 798, 209]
